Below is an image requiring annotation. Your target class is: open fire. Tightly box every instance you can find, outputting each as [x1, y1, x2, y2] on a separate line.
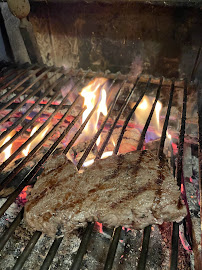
[0, 66, 200, 270]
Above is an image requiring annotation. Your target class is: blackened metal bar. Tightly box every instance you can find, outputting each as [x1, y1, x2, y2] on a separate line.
[0, 67, 53, 125]
[170, 222, 179, 270]
[198, 85, 202, 258]
[40, 236, 63, 270]
[104, 227, 122, 270]
[0, 96, 82, 191]
[176, 79, 187, 187]
[104, 79, 152, 270]
[70, 223, 94, 270]
[0, 67, 46, 112]
[69, 76, 121, 270]
[113, 78, 151, 155]
[0, 209, 23, 251]
[76, 79, 125, 170]
[0, 67, 19, 83]
[63, 105, 98, 155]
[0, 72, 87, 173]
[97, 76, 140, 158]
[137, 226, 152, 270]
[105, 78, 163, 269]
[0, 75, 66, 153]
[12, 231, 42, 270]
[0, 65, 37, 94]
[170, 79, 187, 270]
[191, 42, 201, 81]
[137, 77, 163, 151]
[0, 65, 39, 101]
[137, 80, 175, 270]
[0, 71, 63, 143]
[0, 108, 85, 218]
[158, 80, 175, 158]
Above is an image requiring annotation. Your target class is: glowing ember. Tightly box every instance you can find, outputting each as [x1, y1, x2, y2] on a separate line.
[80, 78, 108, 145]
[17, 185, 32, 205]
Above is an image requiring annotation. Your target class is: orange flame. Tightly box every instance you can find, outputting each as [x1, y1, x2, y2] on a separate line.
[83, 151, 113, 167]
[2, 136, 12, 160]
[135, 96, 162, 133]
[22, 125, 39, 156]
[0, 130, 16, 162]
[22, 125, 49, 157]
[80, 78, 108, 146]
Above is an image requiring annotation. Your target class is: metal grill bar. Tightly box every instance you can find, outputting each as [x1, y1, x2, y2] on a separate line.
[0, 64, 37, 94]
[104, 78, 163, 270]
[40, 236, 63, 270]
[97, 76, 140, 158]
[12, 231, 42, 270]
[0, 209, 23, 251]
[170, 79, 187, 270]
[0, 68, 63, 143]
[0, 108, 85, 217]
[0, 71, 88, 177]
[0, 95, 81, 191]
[0, 67, 53, 125]
[137, 80, 175, 270]
[0, 74, 67, 154]
[0, 67, 42, 109]
[197, 86, 202, 265]
[0, 65, 192, 270]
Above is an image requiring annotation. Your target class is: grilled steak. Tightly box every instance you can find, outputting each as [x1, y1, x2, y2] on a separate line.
[24, 150, 186, 237]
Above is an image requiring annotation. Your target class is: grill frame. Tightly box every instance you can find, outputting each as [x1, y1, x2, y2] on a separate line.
[0, 64, 200, 270]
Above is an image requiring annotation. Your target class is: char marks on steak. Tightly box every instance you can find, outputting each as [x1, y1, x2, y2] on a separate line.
[24, 150, 186, 237]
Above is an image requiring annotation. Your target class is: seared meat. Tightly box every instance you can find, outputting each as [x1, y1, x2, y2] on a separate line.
[24, 150, 186, 237]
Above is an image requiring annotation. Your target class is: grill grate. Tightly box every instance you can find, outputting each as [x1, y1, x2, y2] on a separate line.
[0, 64, 200, 270]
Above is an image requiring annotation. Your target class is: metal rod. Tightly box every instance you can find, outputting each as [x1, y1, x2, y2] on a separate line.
[113, 78, 151, 155]
[0, 72, 87, 174]
[137, 77, 163, 151]
[197, 84, 202, 263]
[0, 108, 85, 218]
[12, 231, 42, 270]
[0, 95, 82, 191]
[137, 80, 175, 270]
[0, 66, 41, 105]
[170, 222, 179, 270]
[104, 226, 122, 270]
[40, 236, 63, 270]
[0, 64, 37, 94]
[104, 78, 155, 270]
[0, 209, 23, 251]
[0, 67, 53, 125]
[137, 225, 152, 270]
[70, 223, 94, 270]
[67, 76, 121, 270]
[97, 76, 140, 158]
[158, 80, 175, 158]
[0, 70, 63, 143]
[0, 75, 66, 154]
[170, 79, 187, 269]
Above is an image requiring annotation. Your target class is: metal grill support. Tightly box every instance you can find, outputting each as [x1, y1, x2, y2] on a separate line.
[0, 64, 194, 270]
